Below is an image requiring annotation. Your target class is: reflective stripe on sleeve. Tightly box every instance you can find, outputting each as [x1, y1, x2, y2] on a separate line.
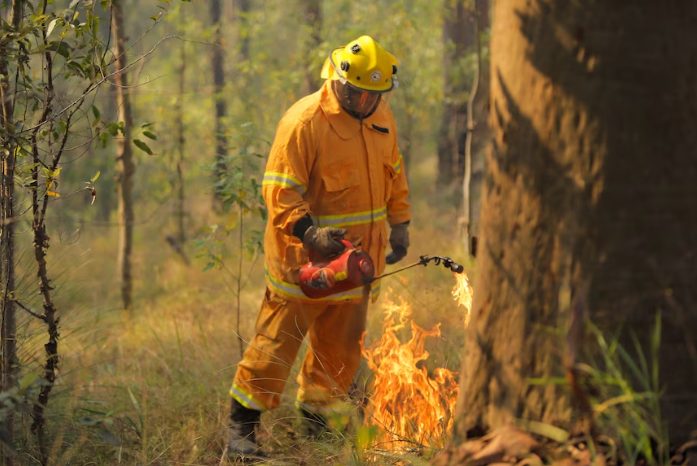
[262, 171, 307, 193]
[315, 206, 387, 228]
[229, 383, 265, 411]
[392, 154, 402, 174]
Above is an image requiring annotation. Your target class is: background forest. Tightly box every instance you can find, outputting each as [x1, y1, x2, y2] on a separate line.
[1, 0, 484, 463]
[3, 0, 697, 465]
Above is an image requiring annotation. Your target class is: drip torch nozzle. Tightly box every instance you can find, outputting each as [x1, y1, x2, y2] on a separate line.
[417, 255, 465, 274]
[441, 257, 464, 273]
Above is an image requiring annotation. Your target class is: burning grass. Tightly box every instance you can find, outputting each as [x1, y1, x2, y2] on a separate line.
[361, 273, 473, 454]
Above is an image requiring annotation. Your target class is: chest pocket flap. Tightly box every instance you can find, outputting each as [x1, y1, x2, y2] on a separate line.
[322, 162, 359, 192]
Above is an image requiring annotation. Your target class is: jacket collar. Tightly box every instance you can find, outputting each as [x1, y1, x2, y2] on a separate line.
[319, 80, 391, 140]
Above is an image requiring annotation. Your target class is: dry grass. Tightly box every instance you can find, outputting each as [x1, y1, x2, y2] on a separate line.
[10, 193, 469, 465]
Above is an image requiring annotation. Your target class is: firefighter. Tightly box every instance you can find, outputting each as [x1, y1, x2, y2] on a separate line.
[226, 35, 411, 458]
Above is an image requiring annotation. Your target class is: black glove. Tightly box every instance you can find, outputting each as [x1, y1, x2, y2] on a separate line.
[303, 226, 347, 259]
[386, 222, 409, 264]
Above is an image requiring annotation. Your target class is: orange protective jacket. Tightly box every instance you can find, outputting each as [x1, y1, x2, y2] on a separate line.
[261, 80, 411, 302]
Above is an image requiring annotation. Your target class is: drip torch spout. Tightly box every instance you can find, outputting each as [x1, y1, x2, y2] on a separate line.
[418, 255, 465, 274]
[371, 254, 466, 283]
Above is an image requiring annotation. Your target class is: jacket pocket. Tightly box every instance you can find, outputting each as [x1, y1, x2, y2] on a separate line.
[319, 162, 360, 211]
[322, 162, 359, 192]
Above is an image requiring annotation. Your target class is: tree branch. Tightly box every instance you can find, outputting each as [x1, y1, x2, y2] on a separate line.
[18, 34, 179, 136]
[13, 300, 46, 322]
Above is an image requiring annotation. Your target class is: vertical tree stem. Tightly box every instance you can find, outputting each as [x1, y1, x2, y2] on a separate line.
[236, 205, 244, 357]
[176, 42, 186, 243]
[461, 2, 481, 256]
[111, 0, 135, 310]
[210, 0, 227, 203]
[0, 2, 22, 463]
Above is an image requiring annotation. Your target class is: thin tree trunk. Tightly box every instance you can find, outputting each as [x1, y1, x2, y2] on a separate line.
[236, 206, 244, 357]
[210, 0, 227, 203]
[453, 0, 697, 449]
[437, 0, 471, 189]
[175, 43, 186, 244]
[301, 0, 322, 94]
[0, 2, 22, 463]
[460, 1, 481, 257]
[237, 0, 251, 63]
[27, 5, 61, 460]
[111, 0, 135, 310]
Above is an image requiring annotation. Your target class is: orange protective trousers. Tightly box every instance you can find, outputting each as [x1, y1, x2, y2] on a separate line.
[230, 289, 368, 411]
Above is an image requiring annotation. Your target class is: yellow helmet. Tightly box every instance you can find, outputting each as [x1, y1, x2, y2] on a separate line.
[320, 35, 399, 92]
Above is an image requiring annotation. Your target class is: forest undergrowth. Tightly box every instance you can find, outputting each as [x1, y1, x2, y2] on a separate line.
[10, 190, 466, 465]
[11, 186, 671, 465]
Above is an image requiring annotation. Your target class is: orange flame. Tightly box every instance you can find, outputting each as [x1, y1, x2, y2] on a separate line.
[361, 273, 473, 451]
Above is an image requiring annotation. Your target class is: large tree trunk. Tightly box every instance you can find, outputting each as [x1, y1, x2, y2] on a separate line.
[454, 0, 697, 448]
[0, 2, 22, 463]
[111, 0, 135, 310]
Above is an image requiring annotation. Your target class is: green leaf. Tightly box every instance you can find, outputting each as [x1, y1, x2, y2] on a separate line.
[90, 170, 101, 183]
[107, 122, 120, 136]
[91, 105, 100, 121]
[133, 139, 153, 155]
[46, 18, 58, 38]
[46, 41, 71, 58]
[142, 130, 157, 140]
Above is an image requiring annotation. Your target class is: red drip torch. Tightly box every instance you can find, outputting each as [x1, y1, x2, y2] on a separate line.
[299, 239, 464, 299]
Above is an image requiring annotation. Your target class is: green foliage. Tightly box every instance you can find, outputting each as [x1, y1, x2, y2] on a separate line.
[215, 121, 267, 218]
[582, 315, 668, 465]
[195, 120, 267, 277]
[0, 373, 44, 424]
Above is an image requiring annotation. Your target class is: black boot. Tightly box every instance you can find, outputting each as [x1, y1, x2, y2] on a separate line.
[299, 406, 330, 439]
[227, 399, 263, 459]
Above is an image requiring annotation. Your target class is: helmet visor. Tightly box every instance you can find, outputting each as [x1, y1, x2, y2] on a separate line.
[333, 80, 382, 119]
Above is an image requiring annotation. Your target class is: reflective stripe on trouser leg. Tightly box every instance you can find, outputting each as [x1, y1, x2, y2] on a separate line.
[229, 383, 264, 411]
[232, 289, 328, 410]
[296, 289, 369, 408]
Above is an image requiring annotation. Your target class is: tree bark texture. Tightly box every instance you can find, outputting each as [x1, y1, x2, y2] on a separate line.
[0, 2, 22, 463]
[455, 0, 697, 445]
[111, 0, 135, 310]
